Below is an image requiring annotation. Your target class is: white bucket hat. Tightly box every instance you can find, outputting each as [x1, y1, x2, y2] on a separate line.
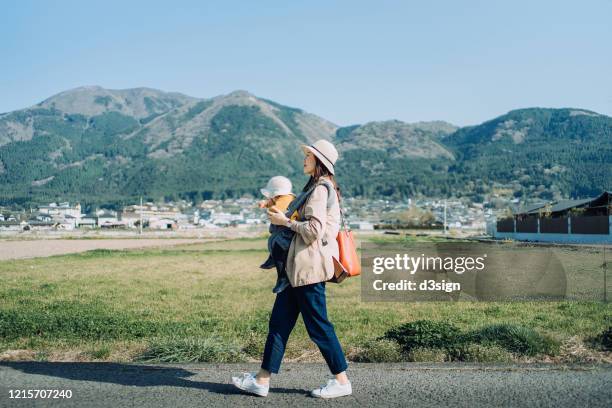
[300, 139, 339, 175]
[260, 176, 293, 198]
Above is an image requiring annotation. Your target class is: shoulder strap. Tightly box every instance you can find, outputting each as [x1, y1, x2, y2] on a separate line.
[317, 180, 337, 210]
[284, 186, 315, 218]
[318, 179, 349, 231]
[284, 180, 336, 218]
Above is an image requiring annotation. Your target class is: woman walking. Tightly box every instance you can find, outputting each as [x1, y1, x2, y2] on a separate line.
[231, 139, 352, 399]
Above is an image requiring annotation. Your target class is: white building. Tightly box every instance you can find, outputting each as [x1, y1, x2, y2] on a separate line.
[349, 221, 375, 230]
[0, 221, 25, 231]
[210, 211, 242, 226]
[150, 218, 177, 230]
[61, 214, 79, 229]
[198, 220, 221, 228]
[79, 215, 97, 228]
[39, 202, 82, 224]
[97, 211, 119, 226]
[121, 203, 180, 227]
[181, 208, 200, 224]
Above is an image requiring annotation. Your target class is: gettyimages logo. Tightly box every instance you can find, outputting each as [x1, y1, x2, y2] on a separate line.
[372, 252, 487, 274]
[371, 252, 488, 293]
[359, 242, 591, 302]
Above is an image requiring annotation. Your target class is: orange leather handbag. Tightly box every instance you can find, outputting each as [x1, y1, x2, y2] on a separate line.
[331, 192, 361, 283]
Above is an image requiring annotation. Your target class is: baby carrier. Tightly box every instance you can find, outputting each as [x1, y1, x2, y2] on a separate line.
[267, 179, 337, 255]
[265, 179, 337, 291]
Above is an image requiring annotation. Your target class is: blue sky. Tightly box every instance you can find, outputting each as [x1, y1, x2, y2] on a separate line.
[1, 0, 611, 126]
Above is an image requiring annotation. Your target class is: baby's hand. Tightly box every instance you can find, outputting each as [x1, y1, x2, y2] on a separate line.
[258, 198, 274, 208]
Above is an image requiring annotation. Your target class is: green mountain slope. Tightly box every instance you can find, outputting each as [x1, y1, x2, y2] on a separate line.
[0, 87, 337, 207]
[0, 87, 610, 208]
[441, 108, 612, 200]
[334, 120, 458, 199]
[332, 109, 611, 201]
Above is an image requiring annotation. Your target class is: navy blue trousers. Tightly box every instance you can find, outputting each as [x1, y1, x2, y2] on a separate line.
[261, 281, 348, 375]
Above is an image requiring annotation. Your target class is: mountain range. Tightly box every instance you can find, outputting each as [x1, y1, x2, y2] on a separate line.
[0, 86, 610, 210]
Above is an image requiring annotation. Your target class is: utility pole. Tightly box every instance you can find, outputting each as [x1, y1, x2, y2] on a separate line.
[139, 196, 143, 235]
[605, 193, 609, 303]
[443, 199, 448, 235]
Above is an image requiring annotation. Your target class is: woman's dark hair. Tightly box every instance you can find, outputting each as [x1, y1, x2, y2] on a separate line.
[302, 156, 341, 203]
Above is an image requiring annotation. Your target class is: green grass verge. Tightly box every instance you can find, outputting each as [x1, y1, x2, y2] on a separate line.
[0, 236, 610, 363]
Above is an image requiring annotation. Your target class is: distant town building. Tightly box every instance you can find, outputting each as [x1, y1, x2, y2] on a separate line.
[349, 221, 375, 230]
[149, 218, 178, 230]
[121, 203, 180, 228]
[493, 191, 611, 244]
[29, 212, 53, 223]
[60, 214, 78, 229]
[97, 210, 119, 227]
[39, 202, 82, 223]
[0, 220, 26, 231]
[79, 214, 97, 228]
[181, 208, 200, 224]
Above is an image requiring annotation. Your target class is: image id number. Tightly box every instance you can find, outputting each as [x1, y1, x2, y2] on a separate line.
[9, 389, 72, 399]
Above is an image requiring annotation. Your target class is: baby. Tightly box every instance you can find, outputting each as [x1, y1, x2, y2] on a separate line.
[258, 176, 299, 293]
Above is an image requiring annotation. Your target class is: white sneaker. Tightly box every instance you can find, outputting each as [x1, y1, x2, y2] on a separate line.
[311, 378, 352, 399]
[231, 372, 269, 397]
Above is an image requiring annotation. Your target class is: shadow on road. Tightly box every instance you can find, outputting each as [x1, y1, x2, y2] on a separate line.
[0, 362, 307, 396]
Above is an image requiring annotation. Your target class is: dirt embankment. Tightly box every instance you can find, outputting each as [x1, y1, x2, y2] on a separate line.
[0, 239, 207, 260]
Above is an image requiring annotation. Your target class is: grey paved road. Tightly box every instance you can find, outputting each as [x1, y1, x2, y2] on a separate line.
[0, 362, 610, 407]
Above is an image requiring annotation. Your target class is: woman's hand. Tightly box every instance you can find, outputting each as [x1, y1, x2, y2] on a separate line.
[268, 207, 290, 226]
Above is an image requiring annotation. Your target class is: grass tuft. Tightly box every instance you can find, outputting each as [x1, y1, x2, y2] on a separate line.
[470, 323, 560, 356]
[137, 336, 246, 363]
[382, 320, 463, 353]
[379, 320, 560, 361]
[448, 344, 513, 362]
[407, 347, 448, 362]
[588, 326, 612, 351]
[0, 301, 188, 340]
[352, 339, 404, 362]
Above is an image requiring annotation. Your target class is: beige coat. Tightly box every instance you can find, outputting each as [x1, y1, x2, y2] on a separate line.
[286, 176, 342, 287]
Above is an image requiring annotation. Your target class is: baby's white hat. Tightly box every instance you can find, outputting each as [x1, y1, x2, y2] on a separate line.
[261, 176, 293, 198]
